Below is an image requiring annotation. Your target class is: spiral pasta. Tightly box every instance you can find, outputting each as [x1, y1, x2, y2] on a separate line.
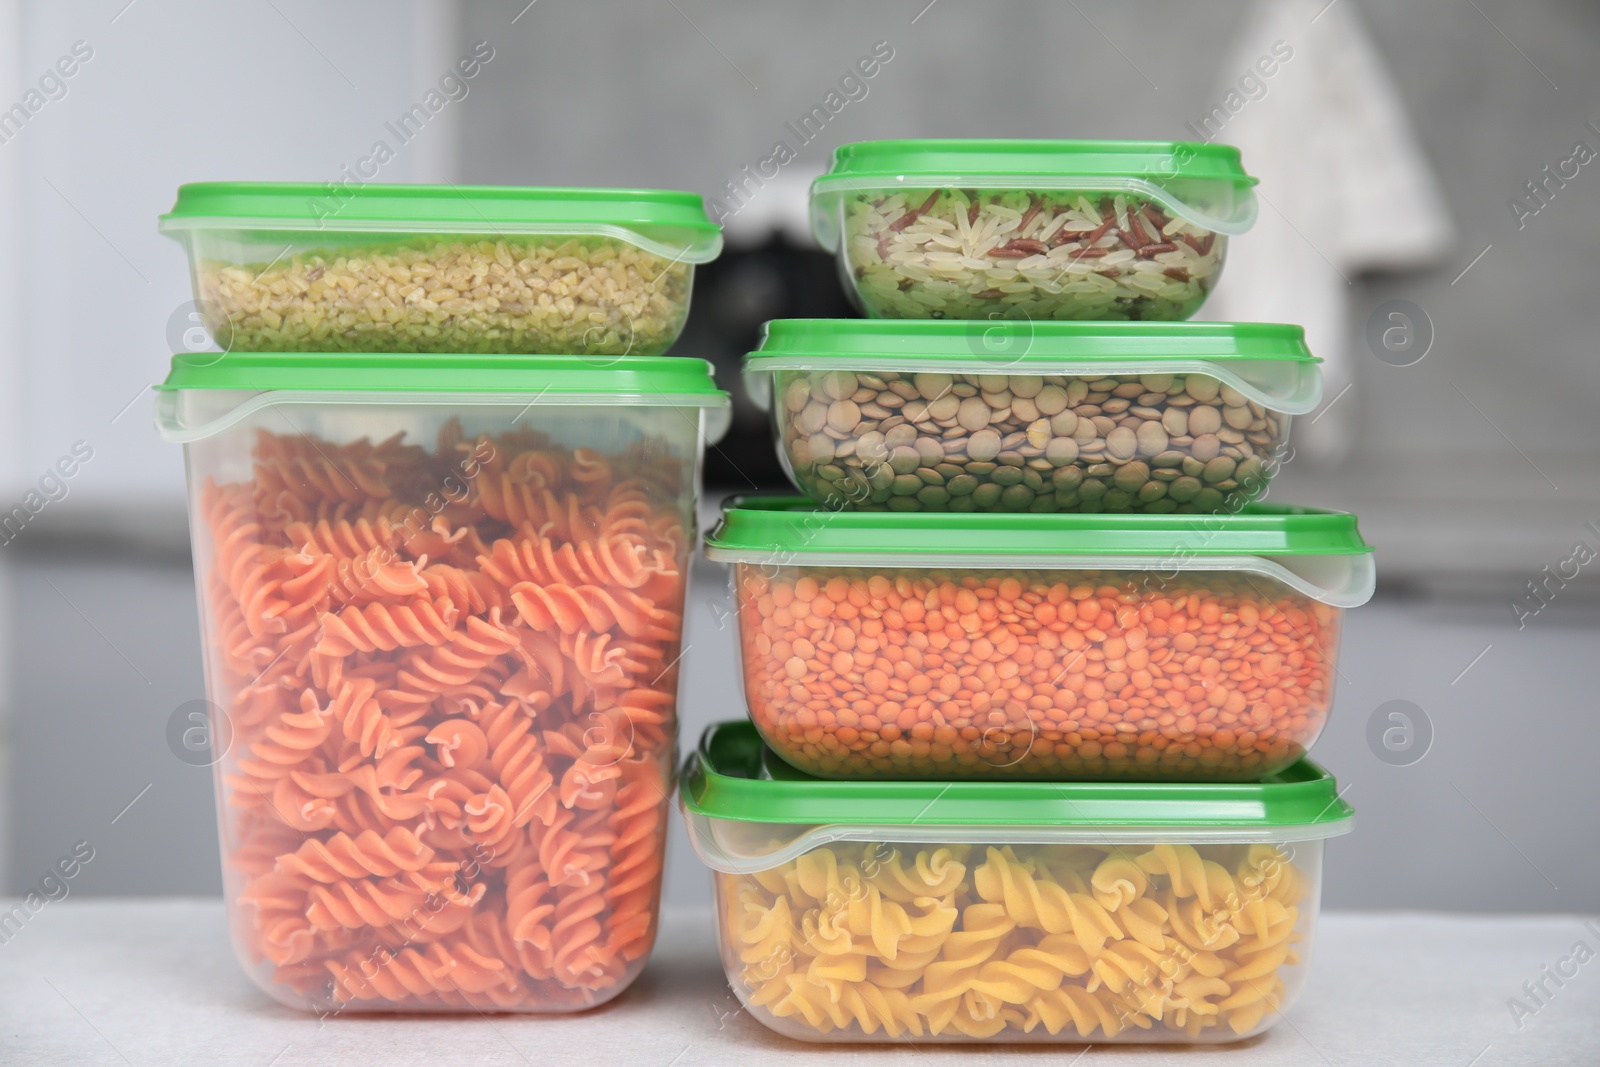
[720, 841, 1307, 1041]
[200, 421, 690, 1012]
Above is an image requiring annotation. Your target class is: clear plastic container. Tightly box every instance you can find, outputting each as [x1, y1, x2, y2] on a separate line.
[159, 184, 722, 355]
[681, 721, 1354, 1044]
[156, 352, 729, 1013]
[705, 497, 1374, 782]
[747, 319, 1321, 514]
[811, 140, 1257, 321]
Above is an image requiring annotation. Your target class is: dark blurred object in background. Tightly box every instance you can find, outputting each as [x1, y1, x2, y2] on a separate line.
[670, 233, 858, 492]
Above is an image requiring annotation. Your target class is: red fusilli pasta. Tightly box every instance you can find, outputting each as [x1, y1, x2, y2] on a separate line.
[201, 421, 688, 1012]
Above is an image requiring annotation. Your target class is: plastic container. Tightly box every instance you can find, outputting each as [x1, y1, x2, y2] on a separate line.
[747, 319, 1320, 514]
[811, 140, 1257, 321]
[159, 183, 722, 355]
[681, 721, 1353, 1044]
[156, 352, 729, 1013]
[705, 496, 1373, 782]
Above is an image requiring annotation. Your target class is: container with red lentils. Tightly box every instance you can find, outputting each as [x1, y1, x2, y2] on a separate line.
[705, 496, 1373, 782]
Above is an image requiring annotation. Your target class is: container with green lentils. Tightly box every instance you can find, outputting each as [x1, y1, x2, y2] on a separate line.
[745, 319, 1321, 514]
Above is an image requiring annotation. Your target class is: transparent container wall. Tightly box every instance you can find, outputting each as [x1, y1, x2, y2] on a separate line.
[732, 562, 1342, 781]
[772, 368, 1290, 514]
[832, 188, 1227, 321]
[177, 226, 696, 355]
[179, 396, 708, 1012]
[714, 836, 1324, 1043]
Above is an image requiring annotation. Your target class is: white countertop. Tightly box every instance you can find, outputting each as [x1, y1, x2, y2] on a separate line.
[1, 902, 1596, 1066]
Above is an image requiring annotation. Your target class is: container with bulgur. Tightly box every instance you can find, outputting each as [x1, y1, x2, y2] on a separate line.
[811, 140, 1258, 321]
[159, 183, 721, 355]
[746, 319, 1321, 515]
[705, 496, 1374, 782]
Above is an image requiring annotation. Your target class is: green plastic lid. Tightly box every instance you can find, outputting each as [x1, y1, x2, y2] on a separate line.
[154, 352, 730, 445]
[158, 351, 726, 396]
[812, 139, 1260, 247]
[753, 319, 1313, 364]
[709, 494, 1368, 558]
[705, 495, 1375, 607]
[159, 183, 722, 262]
[683, 721, 1354, 833]
[817, 139, 1257, 189]
[746, 318, 1321, 415]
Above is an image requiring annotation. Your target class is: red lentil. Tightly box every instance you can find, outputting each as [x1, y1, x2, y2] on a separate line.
[734, 564, 1342, 781]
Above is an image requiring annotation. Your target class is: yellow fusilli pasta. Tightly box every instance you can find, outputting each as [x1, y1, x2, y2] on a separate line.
[719, 840, 1307, 1042]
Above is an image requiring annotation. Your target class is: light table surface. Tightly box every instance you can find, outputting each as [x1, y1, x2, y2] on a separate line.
[1, 902, 1597, 1066]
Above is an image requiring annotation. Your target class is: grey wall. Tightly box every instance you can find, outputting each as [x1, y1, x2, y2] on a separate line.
[7, 548, 216, 898]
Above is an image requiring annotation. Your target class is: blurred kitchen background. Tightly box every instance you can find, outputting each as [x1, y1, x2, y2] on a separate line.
[2, 0, 1597, 916]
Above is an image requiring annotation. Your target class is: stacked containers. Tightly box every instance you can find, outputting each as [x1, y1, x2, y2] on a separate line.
[746, 318, 1321, 514]
[704, 497, 1374, 783]
[159, 182, 721, 354]
[682, 141, 1375, 1043]
[682, 722, 1355, 1043]
[809, 139, 1259, 322]
[158, 185, 728, 1012]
